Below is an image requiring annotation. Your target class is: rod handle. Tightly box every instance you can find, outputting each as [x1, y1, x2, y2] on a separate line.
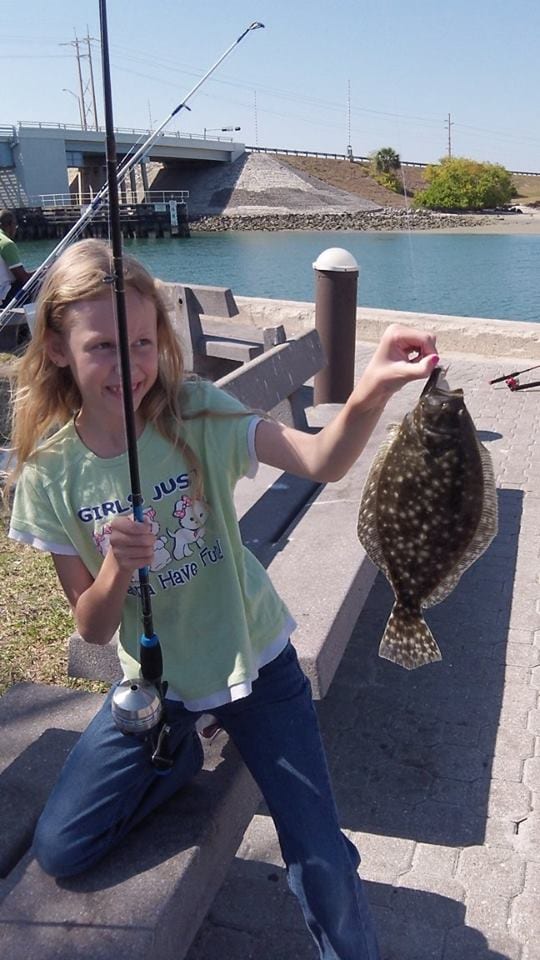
[140, 633, 163, 685]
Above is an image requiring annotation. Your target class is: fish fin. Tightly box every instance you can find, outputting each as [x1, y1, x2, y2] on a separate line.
[357, 424, 401, 579]
[379, 602, 442, 670]
[424, 441, 498, 609]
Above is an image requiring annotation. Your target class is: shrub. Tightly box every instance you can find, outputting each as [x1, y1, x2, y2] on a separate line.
[413, 157, 515, 210]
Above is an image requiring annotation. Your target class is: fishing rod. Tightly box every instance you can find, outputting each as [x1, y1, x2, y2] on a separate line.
[97, 4, 264, 767]
[97, 0, 169, 767]
[489, 363, 540, 385]
[506, 377, 540, 392]
[0, 19, 265, 332]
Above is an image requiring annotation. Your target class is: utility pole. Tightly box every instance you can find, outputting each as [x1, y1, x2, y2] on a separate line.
[61, 31, 99, 130]
[346, 79, 353, 160]
[446, 112, 453, 158]
[74, 38, 86, 129]
[85, 29, 99, 130]
[253, 90, 259, 146]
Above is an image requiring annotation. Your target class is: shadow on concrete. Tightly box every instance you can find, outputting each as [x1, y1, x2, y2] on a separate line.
[317, 487, 522, 847]
[149, 155, 249, 218]
[0, 729, 80, 878]
[477, 430, 503, 442]
[188, 856, 514, 960]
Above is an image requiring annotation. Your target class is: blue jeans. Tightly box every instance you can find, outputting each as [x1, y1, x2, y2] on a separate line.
[34, 642, 380, 960]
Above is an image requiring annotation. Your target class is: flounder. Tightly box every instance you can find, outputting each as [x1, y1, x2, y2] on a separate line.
[357, 367, 498, 669]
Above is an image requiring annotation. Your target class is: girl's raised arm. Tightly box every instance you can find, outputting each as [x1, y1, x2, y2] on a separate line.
[255, 324, 438, 483]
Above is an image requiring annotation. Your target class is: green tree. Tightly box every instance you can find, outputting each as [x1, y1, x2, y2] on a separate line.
[369, 147, 403, 194]
[372, 146, 401, 174]
[413, 157, 515, 210]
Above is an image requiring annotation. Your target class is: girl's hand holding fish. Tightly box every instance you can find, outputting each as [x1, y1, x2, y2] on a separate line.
[356, 323, 439, 411]
[255, 323, 439, 484]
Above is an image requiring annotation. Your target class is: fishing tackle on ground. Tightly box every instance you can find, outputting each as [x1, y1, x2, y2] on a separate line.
[357, 366, 498, 670]
[489, 363, 540, 385]
[506, 377, 540, 392]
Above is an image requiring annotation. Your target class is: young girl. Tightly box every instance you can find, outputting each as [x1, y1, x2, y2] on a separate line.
[8, 238, 438, 960]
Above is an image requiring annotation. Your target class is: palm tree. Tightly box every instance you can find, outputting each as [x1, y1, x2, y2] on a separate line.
[373, 147, 401, 174]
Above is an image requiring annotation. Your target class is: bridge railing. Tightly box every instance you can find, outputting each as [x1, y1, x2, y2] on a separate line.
[32, 189, 190, 208]
[15, 121, 237, 143]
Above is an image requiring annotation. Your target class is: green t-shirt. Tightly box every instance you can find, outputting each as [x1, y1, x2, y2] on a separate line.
[9, 380, 293, 702]
[0, 229, 23, 269]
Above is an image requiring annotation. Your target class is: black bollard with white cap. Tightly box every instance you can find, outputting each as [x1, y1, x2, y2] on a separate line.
[313, 247, 359, 405]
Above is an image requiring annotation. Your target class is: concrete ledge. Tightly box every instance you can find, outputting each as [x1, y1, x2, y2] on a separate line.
[0, 683, 261, 960]
[234, 296, 540, 360]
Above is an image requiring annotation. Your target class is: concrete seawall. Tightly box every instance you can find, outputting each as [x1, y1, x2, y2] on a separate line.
[234, 296, 540, 360]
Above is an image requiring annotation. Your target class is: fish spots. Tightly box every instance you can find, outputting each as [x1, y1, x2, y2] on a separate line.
[358, 370, 498, 669]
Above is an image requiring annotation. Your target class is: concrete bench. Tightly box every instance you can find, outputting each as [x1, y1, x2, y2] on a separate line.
[0, 683, 261, 959]
[1, 283, 262, 373]
[159, 281, 268, 378]
[0, 304, 35, 352]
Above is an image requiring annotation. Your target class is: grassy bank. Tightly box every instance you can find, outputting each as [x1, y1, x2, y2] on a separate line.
[0, 516, 105, 695]
[280, 155, 540, 208]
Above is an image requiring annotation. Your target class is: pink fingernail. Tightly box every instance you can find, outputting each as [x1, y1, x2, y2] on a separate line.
[431, 355, 440, 365]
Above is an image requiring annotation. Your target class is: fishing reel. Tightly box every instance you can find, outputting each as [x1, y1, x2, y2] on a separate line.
[112, 678, 163, 734]
[111, 635, 174, 772]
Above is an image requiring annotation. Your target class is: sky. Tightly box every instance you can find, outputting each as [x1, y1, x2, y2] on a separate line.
[2, 0, 540, 172]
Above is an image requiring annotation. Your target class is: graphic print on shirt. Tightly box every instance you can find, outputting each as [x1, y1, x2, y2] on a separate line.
[167, 495, 208, 559]
[88, 479, 223, 599]
[92, 506, 172, 574]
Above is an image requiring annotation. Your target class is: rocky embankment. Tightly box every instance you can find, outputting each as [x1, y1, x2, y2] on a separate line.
[190, 208, 492, 232]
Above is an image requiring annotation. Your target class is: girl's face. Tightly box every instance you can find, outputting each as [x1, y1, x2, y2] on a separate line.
[46, 289, 159, 437]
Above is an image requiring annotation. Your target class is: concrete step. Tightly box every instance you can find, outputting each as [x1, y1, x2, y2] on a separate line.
[0, 682, 261, 959]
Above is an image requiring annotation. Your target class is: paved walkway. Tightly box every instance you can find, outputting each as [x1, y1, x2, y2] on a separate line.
[186, 344, 540, 960]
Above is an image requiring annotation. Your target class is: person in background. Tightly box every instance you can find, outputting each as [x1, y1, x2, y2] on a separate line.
[0, 209, 34, 344]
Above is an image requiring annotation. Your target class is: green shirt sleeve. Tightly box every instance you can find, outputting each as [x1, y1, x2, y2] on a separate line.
[0, 238, 22, 269]
[181, 379, 257, 482]
[9, 463, 78, 554]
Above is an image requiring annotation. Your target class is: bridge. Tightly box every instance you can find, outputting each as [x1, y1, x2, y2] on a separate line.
[2, 123, 539, 211]
[0, 122, 245, 206]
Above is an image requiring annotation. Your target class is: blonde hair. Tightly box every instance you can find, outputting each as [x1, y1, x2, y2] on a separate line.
[7, 238, 201, 486]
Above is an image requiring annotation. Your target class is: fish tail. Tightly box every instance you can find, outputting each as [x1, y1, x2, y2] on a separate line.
[379, 602, 442, 670]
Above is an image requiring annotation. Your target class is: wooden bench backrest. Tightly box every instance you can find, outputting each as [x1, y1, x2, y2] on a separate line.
[216, 329, 325, 428]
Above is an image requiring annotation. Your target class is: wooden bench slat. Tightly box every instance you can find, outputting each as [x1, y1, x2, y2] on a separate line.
[217, 329, 324, 412]
[202, 336, 263, 361]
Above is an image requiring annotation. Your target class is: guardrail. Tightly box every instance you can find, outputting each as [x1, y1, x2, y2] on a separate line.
[245, 145, 428, 168]
[245, 145, 540, 177]
[33, 189, 190, 208]
[13, 121, 236, 143]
